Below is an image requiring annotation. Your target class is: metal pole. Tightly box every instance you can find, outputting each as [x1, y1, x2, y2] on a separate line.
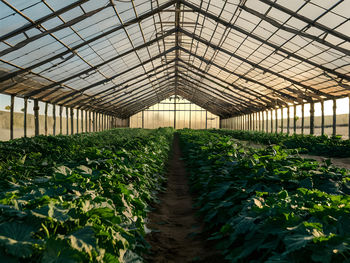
[77, 109, 79, 133]
[321, 100, 325, 135]
[270, 110, 273, 133]
[174, 96, 176, 129]
[59, 106, 63, 134]
[333, 99, 337, 136]
[66, 106, 69, 135]
[301, 103, 304, 135]
[10, 95, 14, 140]
[205, 110, 208, 129]
[275, 108, 278, 133]
[70, 108, 74, 135]
[287, 106, 290, 135]
[34, 99, 39, 136]
[24, 97, 27, 137]
[310, 101, 315, 135]
[53, 104, 56, 136]
[293, 105, 297, 134]
[44, 102, 48, 136]
[280, 108, 284, 133]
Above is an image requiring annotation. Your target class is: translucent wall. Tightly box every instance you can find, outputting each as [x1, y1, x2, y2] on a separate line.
[221, 97, 350, 139]
[130, 96, 220, 129]
[0, 94, 126, 141]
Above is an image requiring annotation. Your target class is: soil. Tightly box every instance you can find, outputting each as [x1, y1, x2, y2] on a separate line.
[145, 134, 220, 263]
[300, 154, 350, 170]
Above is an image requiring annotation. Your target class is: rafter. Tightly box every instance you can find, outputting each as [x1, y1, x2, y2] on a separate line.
[0, 0, 176, 84]
[179, 27, 334, 100]
[179, 0, 350, 83]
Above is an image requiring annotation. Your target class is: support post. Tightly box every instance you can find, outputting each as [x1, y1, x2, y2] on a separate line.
[266, 111, 268, 132]
[88, 111, 91, 132]
[53, 104, 56, 136]
[66, 106, 69, 135]
[205, 110, 208, 129]
[59, 106, 63, 134]
[262, 111, 264, 132]
[275, 108, 278, 133]
[81, 110, 84, 133]
[301, 103, 304, 135]
[10, 95, 14, 140]
[333, 99, 337, 136]
[76, 109, 79, 133]
[287, 106, 290, 134]
[310, 101, 315, 135]
[349, 96, 350, 139]
[24, 97, 28, 138]
[281, 108, 284, 133]
[270, 110, 273, 133]
[44, 102, 48, 136]
[189, 104, 191, 129]
[174, 97, 176, 129]
[321, 100, 325, 135]
[70, 108, 74, 135]
[293, 105, 297, 134]
[93, 112, 95, 132]
[34, 99, 39, 136]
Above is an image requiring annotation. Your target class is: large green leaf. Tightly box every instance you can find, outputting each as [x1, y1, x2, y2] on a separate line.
[67, 227, 97, 257]
[0, 222, 37, 258]
[41, 238, 85, 263]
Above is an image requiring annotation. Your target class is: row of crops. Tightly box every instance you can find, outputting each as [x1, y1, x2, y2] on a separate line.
[0, 128, 173, 262]
[179, 129, 350, 262]
[213, 129, 350, 157]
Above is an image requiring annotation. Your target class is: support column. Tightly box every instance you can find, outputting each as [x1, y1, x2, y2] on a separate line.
[349, 96, 350, 139]
[333, 99, 337, 136]
[81, 110, 84, 133]
[301, 103, 304, 135]
[53, 104, 56, 136]
[321, 100, 325, 135]
[270, 110, 273, 133]
[59, 106, 63, 134]
[52, 104, 56, 136]
[189, 104, 192, 129]
[88, 111, 91, 132]
[66, 106, 69, 135]
[310, 101, 315, 135]
[44, 102, 48, 136]
[70, 108, 74, 135]
[174, 97, 176, 129]
[281, 108, 284, 133]
[275, 108, 278, 133]
[34, 99, 39, 136]
[24, 98, 28, 138]
[262, 111, 264, 132]
[266, 111, 268, 132]
[93, 112, 96, 132]
[77, 109, 79, 134]
[10, 95, 14, 140]
[205, 110, 208, 129]
[293, 105, 297, 134]
[287, 106, 290, 135]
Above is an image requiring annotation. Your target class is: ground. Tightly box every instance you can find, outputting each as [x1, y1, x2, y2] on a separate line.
[145, 134, 219, 263]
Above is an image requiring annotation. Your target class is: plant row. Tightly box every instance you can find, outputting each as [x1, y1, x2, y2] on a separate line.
[179, 129, 350, 262]
[212, 129, 350, 157]
[0, 128, 173, 263]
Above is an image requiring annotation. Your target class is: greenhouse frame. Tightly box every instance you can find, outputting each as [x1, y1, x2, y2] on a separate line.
[1, 0, 350, 262]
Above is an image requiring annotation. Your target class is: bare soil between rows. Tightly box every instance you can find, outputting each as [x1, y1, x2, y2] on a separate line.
[144, 134, 220, 263]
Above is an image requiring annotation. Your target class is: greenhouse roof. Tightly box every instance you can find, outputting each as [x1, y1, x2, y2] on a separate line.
[0, 0, 349, 118]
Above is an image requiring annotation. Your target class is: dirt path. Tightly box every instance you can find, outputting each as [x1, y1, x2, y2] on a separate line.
[145, 134, 218, 263]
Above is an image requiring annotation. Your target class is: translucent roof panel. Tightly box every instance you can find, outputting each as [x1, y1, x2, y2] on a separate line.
[0, 0, 349, 118]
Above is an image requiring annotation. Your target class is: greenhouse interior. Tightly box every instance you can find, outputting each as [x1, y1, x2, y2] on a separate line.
[0, 0, 350, 262]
